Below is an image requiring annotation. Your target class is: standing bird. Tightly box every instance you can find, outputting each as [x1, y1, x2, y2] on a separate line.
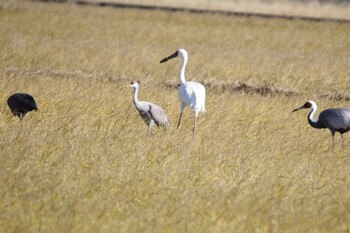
[7, 93, 38, 120]
[129, 81, 170, 132]
[293, 100, 350, 141]
[160, 49, 206, 136]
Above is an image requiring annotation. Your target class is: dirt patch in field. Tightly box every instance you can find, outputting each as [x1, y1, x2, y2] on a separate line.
[320, 92, 350, 101]
[165, 79, 298, 97]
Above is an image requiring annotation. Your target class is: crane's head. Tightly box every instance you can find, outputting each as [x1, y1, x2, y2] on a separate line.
[129, 80, 140, 88]
[160, 49, 187, 63]
[293, 100, 317, 112]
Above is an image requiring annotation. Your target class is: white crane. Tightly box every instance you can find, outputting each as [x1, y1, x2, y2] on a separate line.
[129, 81, 170, 132]
[293, 100, 350, 141]
[160, 49, 206, 136]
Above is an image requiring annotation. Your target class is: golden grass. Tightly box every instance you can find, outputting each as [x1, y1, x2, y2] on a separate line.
[0, 1, 350, 232]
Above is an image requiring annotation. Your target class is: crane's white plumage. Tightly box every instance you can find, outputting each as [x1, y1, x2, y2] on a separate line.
[130, 81, 170, 132]
[160, 49, 206, 136]
[293, 100, 350, 141]
[178, 81, 206, 113]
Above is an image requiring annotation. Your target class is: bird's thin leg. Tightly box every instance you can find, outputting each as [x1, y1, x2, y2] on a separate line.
[177, 103, 185, 133]
[192, 111, 198, 138]
[176, 112, 183, 133]
[332, 131, 335, 144]
[192, 116, 196, 138]
[148, 120, 155, 133]
[19, 113, 24, 127]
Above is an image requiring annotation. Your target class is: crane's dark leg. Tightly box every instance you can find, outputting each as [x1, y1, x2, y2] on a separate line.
[177, 103, 185, 133]
[331, 131, 335, 144]
[176, 112, 183, 133]
[19, 113, 24, 127]
[192, 111, 199, 138]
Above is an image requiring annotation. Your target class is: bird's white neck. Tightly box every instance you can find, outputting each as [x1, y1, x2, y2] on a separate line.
[179, 53, 188, 84]
[133, 86, 139, 105]
[308, 105, 320, 128]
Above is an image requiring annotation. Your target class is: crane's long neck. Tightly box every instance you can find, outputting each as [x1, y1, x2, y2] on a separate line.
[179, 54, 187, 84]
[133, 86, 139, 106]
[307, 106, 323, 129]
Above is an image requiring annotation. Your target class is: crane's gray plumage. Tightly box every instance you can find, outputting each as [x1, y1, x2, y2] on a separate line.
[130, 81, 170, 131]
[7, 93, 38, 120]
[293, 100, 350, 141]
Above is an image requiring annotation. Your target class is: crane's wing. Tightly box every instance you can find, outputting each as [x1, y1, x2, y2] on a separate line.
[148, 103, 170, 126]
[320, 108, 350, 130]
[137, 101, 169, 127]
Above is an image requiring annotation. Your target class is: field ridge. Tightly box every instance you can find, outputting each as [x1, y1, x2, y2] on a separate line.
[5, 67, 350, 101]
[38, 0, 350, 23]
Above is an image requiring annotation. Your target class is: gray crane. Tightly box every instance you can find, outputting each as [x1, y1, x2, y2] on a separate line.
[129, 81, 170, 132]
[293, 100, 350, 141]
[7, 93, 38, 120]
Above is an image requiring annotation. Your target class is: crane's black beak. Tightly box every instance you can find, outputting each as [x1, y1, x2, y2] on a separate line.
[292, 106, 304, 112]
[160, 51, 178, 63]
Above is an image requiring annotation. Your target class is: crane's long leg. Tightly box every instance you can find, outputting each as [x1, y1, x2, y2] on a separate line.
[192, 111, 199, 138]
[176, 112, 183, 133]
[177, 103, 185, 133]
[148, 120, 155, 133]
[192, 115, 197, 138]
[19, 113, 24, 127]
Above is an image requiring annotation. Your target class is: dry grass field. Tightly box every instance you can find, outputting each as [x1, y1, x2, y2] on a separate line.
[0, 1, 350, 232]
[90, 0, 350, 20]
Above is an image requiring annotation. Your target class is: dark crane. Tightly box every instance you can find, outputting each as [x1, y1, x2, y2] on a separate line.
[293, 100, 350, 141]
[7, 93, 38, 120]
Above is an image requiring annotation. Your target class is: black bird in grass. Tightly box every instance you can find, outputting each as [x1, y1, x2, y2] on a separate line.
[7, 93, 38, 120]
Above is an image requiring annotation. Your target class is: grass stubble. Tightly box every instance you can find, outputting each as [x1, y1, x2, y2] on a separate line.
[0, 1, 349, 232]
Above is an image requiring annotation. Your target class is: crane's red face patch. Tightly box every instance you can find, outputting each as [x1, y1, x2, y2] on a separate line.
[304, 102, 312, 108]
[130, 81, 135, 85]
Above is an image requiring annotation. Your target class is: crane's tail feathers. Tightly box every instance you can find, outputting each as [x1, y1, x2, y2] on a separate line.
[165, 121, 170, 130]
